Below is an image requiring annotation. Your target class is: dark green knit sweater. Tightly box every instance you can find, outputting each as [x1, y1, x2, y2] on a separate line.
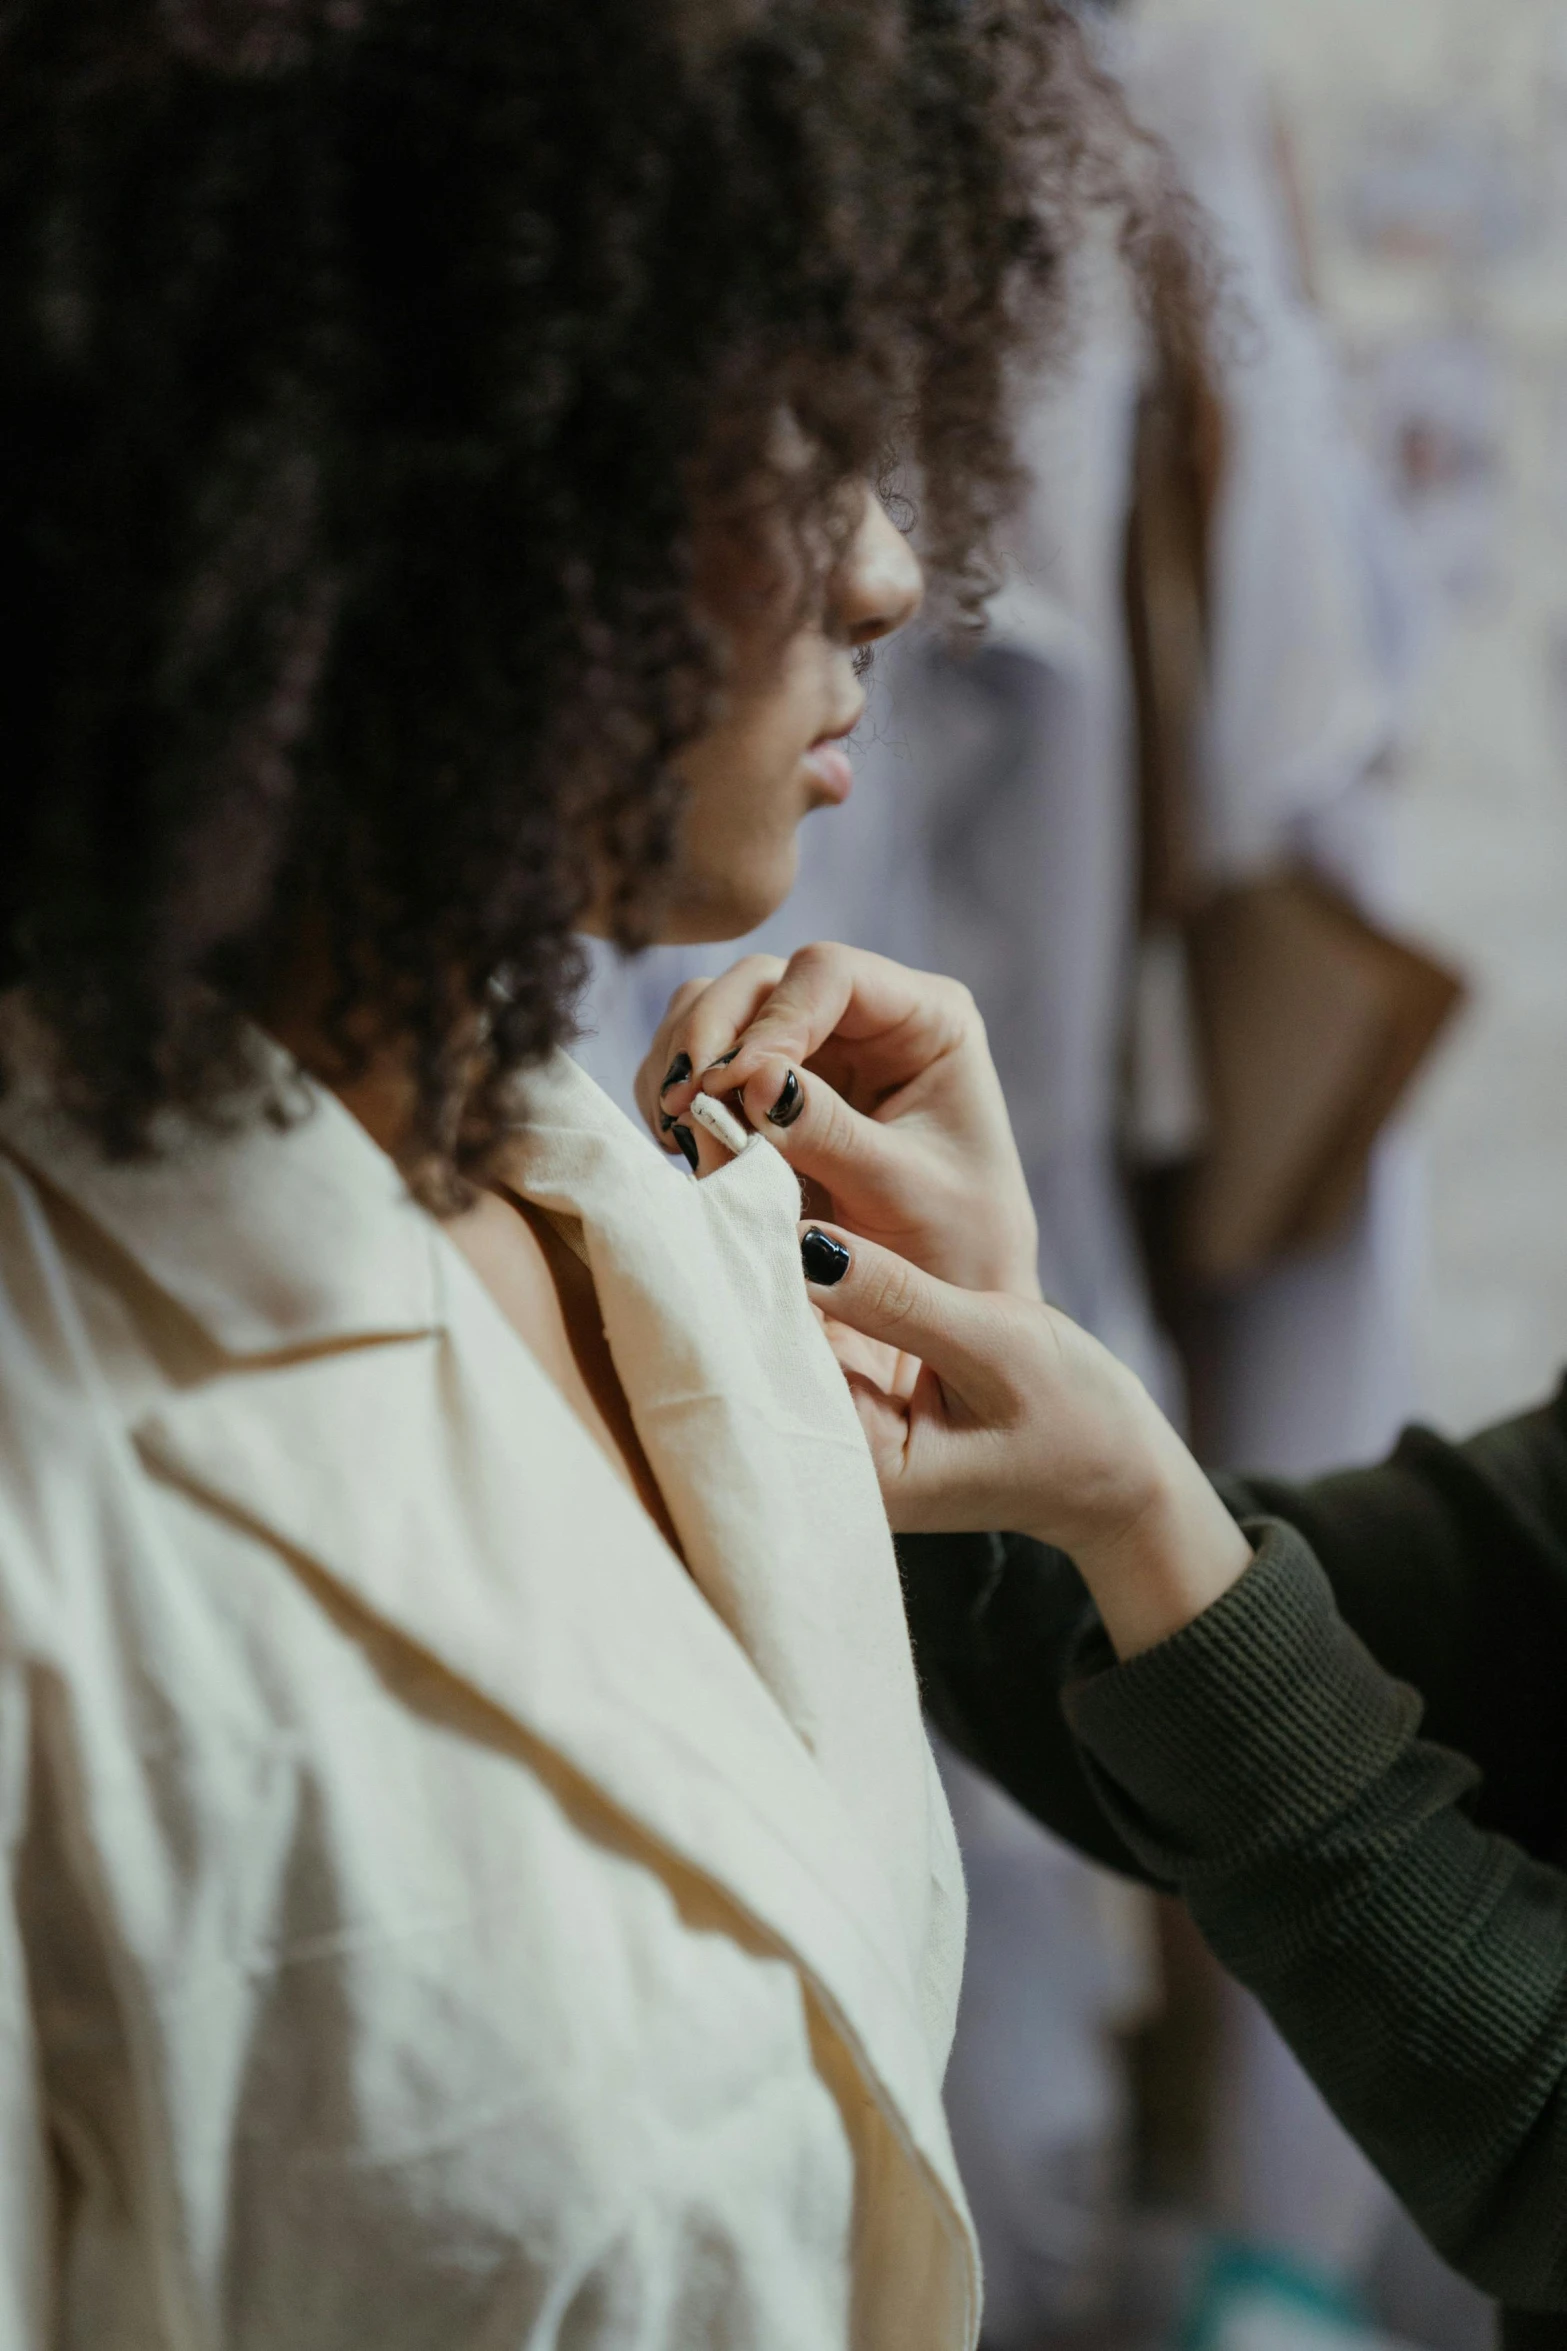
[897, 1378, 1567, 2348]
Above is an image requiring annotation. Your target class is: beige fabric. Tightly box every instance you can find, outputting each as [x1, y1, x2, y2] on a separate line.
[0, 1028, 976, 2350]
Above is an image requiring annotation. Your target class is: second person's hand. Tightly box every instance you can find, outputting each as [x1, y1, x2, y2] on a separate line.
[636, 942, 1041, 1300]
[796, 1218, 1254, 1662]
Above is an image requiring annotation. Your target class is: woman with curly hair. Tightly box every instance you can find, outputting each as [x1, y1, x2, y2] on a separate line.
[0, 2, 1196, 2343]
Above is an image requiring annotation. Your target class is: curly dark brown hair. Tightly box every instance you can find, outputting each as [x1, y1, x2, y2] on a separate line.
[0, 0, 1204, 1193]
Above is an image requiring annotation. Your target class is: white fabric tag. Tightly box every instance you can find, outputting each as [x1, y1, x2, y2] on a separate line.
[686, 1091, 756, 1158]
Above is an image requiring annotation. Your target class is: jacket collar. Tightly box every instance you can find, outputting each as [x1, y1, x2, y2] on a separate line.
[0, 1000, 436, 1354]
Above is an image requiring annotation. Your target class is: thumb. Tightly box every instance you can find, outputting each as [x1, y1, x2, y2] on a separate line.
[797, 1222, 1009, 1404]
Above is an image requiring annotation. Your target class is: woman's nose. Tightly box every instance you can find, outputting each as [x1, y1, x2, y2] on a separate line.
[835, 489, 925, 648]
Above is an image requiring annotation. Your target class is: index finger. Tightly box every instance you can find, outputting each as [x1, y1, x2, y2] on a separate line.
[637, 954, 786, 1135]
[685, 942, 975, 1106]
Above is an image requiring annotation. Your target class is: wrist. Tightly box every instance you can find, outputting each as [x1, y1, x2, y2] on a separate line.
[1072, 1440, 1253, 1661]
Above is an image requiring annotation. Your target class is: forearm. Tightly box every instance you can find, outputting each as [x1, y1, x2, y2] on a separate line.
[1217, 1390, 1567, 1854]
[903, 1384, 1567, 1875]
[1067, 1523, 1567, 2307]
[903, 1504, 1567, 2305]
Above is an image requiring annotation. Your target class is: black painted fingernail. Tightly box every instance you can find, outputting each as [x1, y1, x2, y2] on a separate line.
[659, 1110, 677, 1133]
[801, 1228, 850, 1287]
[767, 1069, 804, 1127]
[705, 1047, 741, 1072]
[660, 1052, 692, 1095]
[671, 1123, 700, 1172]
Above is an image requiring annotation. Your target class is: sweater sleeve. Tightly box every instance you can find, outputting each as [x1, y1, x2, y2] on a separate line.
[897, 1528, 1152, 1880]
[898, 1379, 1567, 2306]
[1066, 1522, 1567, 2309]
[1217, 1378, 1567, 1859]
[900, 1379, 1567, 1865]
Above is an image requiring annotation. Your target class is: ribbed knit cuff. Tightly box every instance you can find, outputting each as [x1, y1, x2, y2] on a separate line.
[1062, 1521, 1426, 1889]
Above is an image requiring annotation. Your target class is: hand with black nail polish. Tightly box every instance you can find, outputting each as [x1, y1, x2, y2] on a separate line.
[633, 944, 1042, 1303]
[795, 1217, 1253, 1666]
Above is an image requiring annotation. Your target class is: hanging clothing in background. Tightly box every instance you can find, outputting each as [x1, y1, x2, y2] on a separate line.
[1116, 13, 1438, 1491]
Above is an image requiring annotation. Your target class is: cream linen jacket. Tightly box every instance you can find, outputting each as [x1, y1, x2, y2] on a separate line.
[0, 1033, 977, 2350]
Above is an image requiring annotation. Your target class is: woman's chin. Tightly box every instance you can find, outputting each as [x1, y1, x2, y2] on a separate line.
[651, 843, 800, 946]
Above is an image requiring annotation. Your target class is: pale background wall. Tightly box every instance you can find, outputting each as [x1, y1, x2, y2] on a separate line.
[1148, 0, 1567, 1434]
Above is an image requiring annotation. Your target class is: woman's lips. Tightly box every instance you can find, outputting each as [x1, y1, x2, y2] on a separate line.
[802, 741, 855, 804]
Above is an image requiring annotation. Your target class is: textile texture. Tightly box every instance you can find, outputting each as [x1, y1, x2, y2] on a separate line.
[0, 1020, 975, 2350]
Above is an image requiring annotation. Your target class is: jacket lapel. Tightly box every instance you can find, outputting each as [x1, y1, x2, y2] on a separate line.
[132, 1251, 966, 2246]
[0, 1019, 972, 2304]
[0, 1005, 437, 1352]
[491, 1057, 961, 1997]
